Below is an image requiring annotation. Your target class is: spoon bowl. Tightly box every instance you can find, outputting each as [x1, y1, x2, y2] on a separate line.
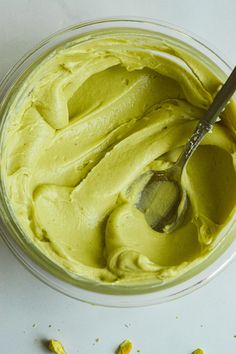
[136, 166, 188, 233]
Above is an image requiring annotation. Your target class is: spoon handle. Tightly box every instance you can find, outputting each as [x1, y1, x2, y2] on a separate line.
[176, 66, 236, 169]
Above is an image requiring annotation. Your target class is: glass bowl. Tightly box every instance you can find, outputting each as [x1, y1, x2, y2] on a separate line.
[0, 17, 235, 307]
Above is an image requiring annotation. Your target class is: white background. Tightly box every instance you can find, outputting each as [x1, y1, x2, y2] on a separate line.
[0, 1, 236, 353]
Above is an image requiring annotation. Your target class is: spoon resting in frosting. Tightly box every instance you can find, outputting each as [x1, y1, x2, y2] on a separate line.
[137, 66, 236, 233]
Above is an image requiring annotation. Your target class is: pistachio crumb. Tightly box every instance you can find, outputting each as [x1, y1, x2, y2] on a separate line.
[95, 337, 100, 342]
[192, 349, 204, 354]
[116, 339, 132, 354]
[48, 339, 66, 354]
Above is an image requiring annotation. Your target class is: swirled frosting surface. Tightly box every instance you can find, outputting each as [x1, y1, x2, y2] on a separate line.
[2, 31, 236, 284]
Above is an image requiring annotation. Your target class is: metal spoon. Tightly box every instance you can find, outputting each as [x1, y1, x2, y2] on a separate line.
[136, 66, 236, 233]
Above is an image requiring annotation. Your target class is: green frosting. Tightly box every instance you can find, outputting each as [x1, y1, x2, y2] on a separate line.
[2, 30, 236, 284]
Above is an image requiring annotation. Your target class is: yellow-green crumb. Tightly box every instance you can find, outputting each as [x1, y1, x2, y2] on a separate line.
[96, 337, 100, 342]
[192, 349, 204, 354]
[116, 339, 132, 354]
[137, 350, 141, 353]
[48, 339, 66, 354]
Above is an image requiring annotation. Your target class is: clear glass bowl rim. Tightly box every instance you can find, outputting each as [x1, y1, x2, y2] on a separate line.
[0, 16, 235, 307]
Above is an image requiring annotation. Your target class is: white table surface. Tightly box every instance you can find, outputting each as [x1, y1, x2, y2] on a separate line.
[0, 1, 236, 353]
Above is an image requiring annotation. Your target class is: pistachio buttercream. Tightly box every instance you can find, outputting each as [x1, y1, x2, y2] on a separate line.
[2, 30, 236, 285]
